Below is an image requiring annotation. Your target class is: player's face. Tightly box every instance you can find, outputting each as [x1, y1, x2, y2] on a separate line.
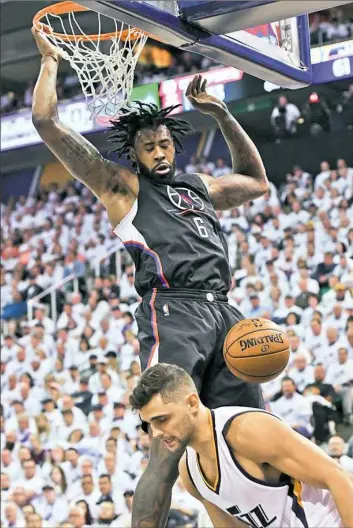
[133, 125, 176, 181]
[140, 393, 197, 452]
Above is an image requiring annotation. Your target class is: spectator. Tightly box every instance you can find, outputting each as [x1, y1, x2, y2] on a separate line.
[328, 435, 353, 472]
[326, 346, 353, 424]
[96, 474, 125, 515]
[67, 505, 86, 528]
[18, 459, 44, 501]
[271, 96, 300, 139]
[4, 501, 25, 528]
[212, 157, 231, 178]
[305, 364, 337, 403]
[271, 377, 313, 438]
[74, 475, 100, 515]
[312, 251, 336, 290]
[118, 490, 134, 528]
[34, 484, 68, 525]
[288, 354, 314, 393]
[75, 499, 94, 526]
[96, 501, 120, 527]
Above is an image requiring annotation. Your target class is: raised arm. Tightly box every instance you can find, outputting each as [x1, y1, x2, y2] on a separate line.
[186, 74, 268, 210]
[31, 25, 138, 227]
[228, 412, 353, 528]
[179, 455, 248, 528]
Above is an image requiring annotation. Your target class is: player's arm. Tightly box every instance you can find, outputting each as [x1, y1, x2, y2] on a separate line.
[31, 26, 138, 227]
[228, 412, 353, 528]
[186, 74, 268, 210]
[179, 455, 248, 528]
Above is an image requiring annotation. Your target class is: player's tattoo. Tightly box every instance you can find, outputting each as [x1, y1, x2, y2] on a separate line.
[210, 179, 266, 209]
[207, 108, 268, 209]
[132, 477, 173, 527]
[61, 134, 98, 167]
[215, 109, 266, 181]
[59, 133, 129, 196]
[132, 434, 182, 527]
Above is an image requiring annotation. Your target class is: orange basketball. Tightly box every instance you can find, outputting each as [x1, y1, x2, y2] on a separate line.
[223, 318, 290, 383]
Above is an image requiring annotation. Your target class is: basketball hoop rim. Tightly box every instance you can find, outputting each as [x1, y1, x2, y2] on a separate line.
[33, 0, 152, 42]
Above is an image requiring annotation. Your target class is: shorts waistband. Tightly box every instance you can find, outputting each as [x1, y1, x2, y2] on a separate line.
[143, 288, 229, 303]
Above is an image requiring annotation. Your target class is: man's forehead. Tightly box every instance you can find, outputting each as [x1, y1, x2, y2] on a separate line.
[139, 393, 172, 421]
[136, 125, 171, 143]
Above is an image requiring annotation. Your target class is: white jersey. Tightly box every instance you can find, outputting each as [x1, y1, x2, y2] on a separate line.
[185, 407, 341, 528]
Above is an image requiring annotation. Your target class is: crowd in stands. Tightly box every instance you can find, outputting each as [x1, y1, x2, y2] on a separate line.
[1, 150, 353, 527]
[309, 7, 353, 45]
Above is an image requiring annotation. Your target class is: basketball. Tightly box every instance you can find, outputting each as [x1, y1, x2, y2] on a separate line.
[224, 318, 290, 383]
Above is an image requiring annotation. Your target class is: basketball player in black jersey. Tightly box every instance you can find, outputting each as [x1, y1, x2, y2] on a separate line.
[32, 26, 269, 527]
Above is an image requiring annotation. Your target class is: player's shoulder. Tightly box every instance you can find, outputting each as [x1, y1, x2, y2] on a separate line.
[195, 172, 214, 189]
[223, 407, 282, 449]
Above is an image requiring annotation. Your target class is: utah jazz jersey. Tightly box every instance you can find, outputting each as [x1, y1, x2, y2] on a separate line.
[186, 407, 341, 528]
[113, 173, 231, 297]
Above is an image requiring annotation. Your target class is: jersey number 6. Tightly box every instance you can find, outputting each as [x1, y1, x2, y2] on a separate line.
[193, 217, 209, 238]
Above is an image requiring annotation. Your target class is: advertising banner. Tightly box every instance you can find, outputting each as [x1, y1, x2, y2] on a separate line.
[159, 66, 244, 114]
[311, 40, 353, 84]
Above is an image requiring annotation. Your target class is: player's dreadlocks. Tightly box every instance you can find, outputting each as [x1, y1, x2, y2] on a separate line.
[108, 102, 194, 167]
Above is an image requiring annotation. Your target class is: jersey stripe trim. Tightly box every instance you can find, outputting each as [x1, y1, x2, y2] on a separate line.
[124, 241, 170, 288]
[185, 450, 197, 490]
[196, 410, 221, 494]
[114, 199, 170, 289]
[288, 479, 309, 528]
[147, 288, 160, 368]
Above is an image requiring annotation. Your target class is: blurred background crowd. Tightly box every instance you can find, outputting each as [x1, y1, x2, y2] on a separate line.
[1, 2, 353, 528]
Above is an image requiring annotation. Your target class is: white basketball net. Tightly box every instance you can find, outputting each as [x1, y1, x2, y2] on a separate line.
[39, 10, 148, 118]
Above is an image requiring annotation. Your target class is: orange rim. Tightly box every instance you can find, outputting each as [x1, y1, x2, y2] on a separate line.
[33, 0, 151, 42]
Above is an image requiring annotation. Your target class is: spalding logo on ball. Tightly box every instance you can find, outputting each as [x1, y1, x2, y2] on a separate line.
[223, 317, 290, 383]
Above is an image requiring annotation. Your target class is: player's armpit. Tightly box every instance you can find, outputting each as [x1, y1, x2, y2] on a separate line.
[197, 173, 268, 210]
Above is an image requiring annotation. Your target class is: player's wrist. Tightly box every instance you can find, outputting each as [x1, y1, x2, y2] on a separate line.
[209, 105, 230, 120]
[41, 54, 60, 64]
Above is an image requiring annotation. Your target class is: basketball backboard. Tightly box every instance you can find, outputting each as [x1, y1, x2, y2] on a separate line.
[76, 0, 352, 89]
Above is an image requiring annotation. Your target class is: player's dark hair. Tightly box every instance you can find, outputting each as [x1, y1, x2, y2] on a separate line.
[108, 102, 194, 167]
[129, 363, 196, 410]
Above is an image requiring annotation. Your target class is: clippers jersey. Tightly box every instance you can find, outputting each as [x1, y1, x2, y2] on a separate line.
[186, 407, 341, 528]
[113, 173, 231, 297]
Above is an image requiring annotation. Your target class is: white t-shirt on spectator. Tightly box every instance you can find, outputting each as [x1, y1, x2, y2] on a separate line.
[34, 495, 68, 525]
[271, 393, 312, 431]
[287, 365, 315, 393]
[17, 473, 45, 497]
[326, 359, 353, 386]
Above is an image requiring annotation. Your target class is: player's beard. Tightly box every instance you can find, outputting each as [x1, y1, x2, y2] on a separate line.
[136, 159, 176, 182]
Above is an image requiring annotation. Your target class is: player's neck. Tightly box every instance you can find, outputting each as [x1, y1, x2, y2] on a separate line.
[188, 407, 214, 454]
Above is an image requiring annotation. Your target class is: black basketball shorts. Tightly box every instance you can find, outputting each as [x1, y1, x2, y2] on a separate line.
[135, 288, 265, 411]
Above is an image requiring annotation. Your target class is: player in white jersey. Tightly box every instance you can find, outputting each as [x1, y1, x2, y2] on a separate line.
[130, 363, 353, 528]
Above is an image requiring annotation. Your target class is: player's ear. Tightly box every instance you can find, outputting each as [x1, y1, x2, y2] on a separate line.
[129, 148, 136, 163]
[187, 392, 199, 414]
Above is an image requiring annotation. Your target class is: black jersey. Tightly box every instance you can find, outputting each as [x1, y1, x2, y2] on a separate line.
[114, 173, 231, 297]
